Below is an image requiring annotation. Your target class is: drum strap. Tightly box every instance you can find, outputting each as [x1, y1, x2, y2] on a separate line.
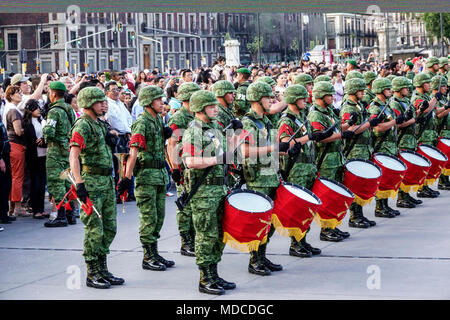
[396, 99, 416, 143]
[175, 165, 214, 211]
[373, 128, 391, 153]
[316, 143, 331, 171]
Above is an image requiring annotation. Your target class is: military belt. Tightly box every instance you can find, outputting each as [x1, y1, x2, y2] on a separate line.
[142, 159, 166, 169]
[190, 176, 224, 186]
[81, 165, 113, 176]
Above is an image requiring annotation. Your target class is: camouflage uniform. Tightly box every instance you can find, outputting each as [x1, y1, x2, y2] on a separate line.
[368, 96, 398, 156]
[362, 71, 378, 107]
[294, 74, 314, 111]
[232, 81, 250, 119]
[411, 90, 437, 146]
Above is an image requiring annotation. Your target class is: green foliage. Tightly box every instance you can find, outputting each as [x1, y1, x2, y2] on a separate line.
[225, 33, 232, 41]
[422, 13, 450, 44]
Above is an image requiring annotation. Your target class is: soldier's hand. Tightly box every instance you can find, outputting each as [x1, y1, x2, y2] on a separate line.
[341, 130, 355, 140]
[332, 108, 340, 117]
[216, 151, 234, 164]
[395, 113, 406, 125]
[406, 107, 414, 120]
[163, 126, 173, 140]
[171, 169, 182, 184]
[415, 116, 426, 124]
[348, 112, 358, 126]
[435, 91, 444, 101]
[230, 119, 243, 130]
[76, 183, 89, 204]
[419, 100, 429, 113]
[117, 177, 132, 197]
[369, 117, 382, 127]
[288, 143, 302, 158]
[279, 142, 290, 153]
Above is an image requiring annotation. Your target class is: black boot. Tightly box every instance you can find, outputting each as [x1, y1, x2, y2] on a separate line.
[397, 191, 416, 208]
[151, 242, 175, 268]
[405, 192, 422, 205]
[66, 208, 77, 225]
[320, 227, 343, 242]
[98, 255, 125, 285]
[384, 199, 400, 216]
[300, 236, 321, 255]
[375, 199, 395, 218]
[210, 264, 236, 290]
[198, 266, 225, 295]
[86, 260, 111, 289]
[348, 203, 370, 228]
[438, 175, 450, 190]
[248, 250, 271, 276]
[424, 185, 440, 197]
[180, 231, 195, 257]
[417, 186, 437, 198]
[44, 207, 68, 228]
[289, 237, 312, 257]
[258, 243, 282, 272]
[358, 204, 376, 227]
[334, 227, 350, 239]
[142, 244, 166, 271]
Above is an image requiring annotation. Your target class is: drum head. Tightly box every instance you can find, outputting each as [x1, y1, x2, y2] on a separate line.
[374, 154, 406, 171]
[441, 138, 450, 147]
[400, 151, 430, 167]
[418, 145, 448, 161]
[346, 160, 381, 179]
[227, 190, 273, 213]
[321, 179, 353, 197]
[284, 184, 321, 205]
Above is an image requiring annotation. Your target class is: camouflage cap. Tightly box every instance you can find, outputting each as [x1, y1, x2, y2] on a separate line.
[138, 85, 164, 107]
[363, 71, 378, 85]
[177, 82, 201, 101]
[294, 73, 313, 86]
[212, 80, 235, 97]
[189, 90, 219, 113]
[314, 75, 332, 84]
[345, 78, 366, 95]
[439, 57, 449, 68]
[413, 73, 431, 87]
[256, 76, 276, 87]
[426, 56, 439, 68]
[345, 71, 364, 81]
[312, 81, 335, 99]
[77, 87, 106, 109]
[386, 74, 397, 82]
[430, 75, 447, 90]
[49, 81, 67, 92]
[246, 81, 274, 102]
[372, 78, 392, 94]
[391, 76, 412, 92]
[283, 84, 308, 104]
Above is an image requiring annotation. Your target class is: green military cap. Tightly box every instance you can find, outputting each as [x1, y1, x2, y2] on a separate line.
[439, 57, 449, 68]
[236, 68, 251, 74]
[189, 90, 219, 113]
[49, 81, 67, 92]
[345, 78, 366, 95]
[294, 73, 313, 86]
[430, 75, 447, 90]
[77, 87, 106, 109]
[413, 73, 431, 87]
[405, 61, 414, 68]
[177, 82, 200, 101]
[246, 81, 274, 102]
[283, 84, 309, 104]
[346, 70, 364, 81]
[372, 78, 392, 94]
[426, 56, 439, 68]
[363, 71, 378, 85]
[391, 76, 412, 92]
[312, 81, 335, 99]
[212, 80, 235, 97]
[256, 76, 276, 87]
[139, 85, 164, 107]
[347, 59, 358, 67]
[313, 75, 331, 84]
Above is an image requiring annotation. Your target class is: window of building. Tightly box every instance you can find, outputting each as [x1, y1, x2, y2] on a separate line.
[178, 14, 185, 30]
[127, 13, 133, 24]
[180, 38, 185, 52]
[219, 13, 225, 30]
[99, 12, 105, 23]
[212, 39, 216, 52]
[70, 31, 77, 48]
[113, 31, 119, 47]
[202, 39, 206, 52]
[168, 38, 173, 52]
[128, 31, 134, 47]
[87, 32, 94, 48]
[7, 33, 18, 50]
[189, 14, 196, 32]
[100, 32, 106, 47]
[155, 13, 160, 28]
[201, 15, 205, 30]
[190, 38, 195, 52]
[167, 13, 173, 29]
[40, 31, 51, 49]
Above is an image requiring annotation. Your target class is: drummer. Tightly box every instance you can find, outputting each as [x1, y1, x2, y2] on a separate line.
[294, 74, 314, 112]
[340, 78, 382, 228]
[390, 77, 424, 208]
[437, 77, 450, 190]
[180, 90, 237, 295]
[241, 81, 289, 276]
[277, 84, 331, 257]
[362, 71, 378, 108]
[307, 81, 357, 242]
[368, 78, 408, 218]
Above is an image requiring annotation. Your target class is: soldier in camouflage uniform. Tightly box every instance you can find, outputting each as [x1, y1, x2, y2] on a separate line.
[425, 57, 440, 79]
[438, 58, 449, 83]
[255, 76, 287, 125]
[242, 81, 289, 276]
[390, 77, 424, 208]
[213, 80, 236, 128]
[368, 78, 407, 218]
[69, 87, 124, 289]
[167, 82, 200, 257]
[294, 74, 314, 110]
[341, 71, 364, 107]
[43, 81, 75, 227]
[181, 90, 236, 295]
[307, 81, 356, 242]
[340, 78, 382, 228]
[118, 86, 175, 272]
[437, 76, 450, 189]
[278, 84, 329, 258]
[232, 68, 252, 119]
[405, 61, 416, 82]
[362, 71, 378, 107]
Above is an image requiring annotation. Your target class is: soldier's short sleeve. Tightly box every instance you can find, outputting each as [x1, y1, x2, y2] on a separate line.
[339, 104, 353, 124]
[70, 120, 88, 150]
[42, 108, 60, 142]
[241, 118, 256, 146]
[307, 111, 325, 132]
[389, 100, 402, 117]
[129, 118, 147, 151]
[168, 114, 184, 142]
[181, 128, 203, 158]
[277, 117, 294, 141]
[368, 104, 381, 120]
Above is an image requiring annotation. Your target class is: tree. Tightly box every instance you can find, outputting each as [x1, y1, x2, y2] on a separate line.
[422, 13, 450, 45]
[291, 38, 299, 59]
[247, 36, 263, 63]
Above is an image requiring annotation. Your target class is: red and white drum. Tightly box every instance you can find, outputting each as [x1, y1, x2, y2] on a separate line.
[272, 182, 322, 242]
[222, 189, 273, 253]
[342, 159, 382, 206]
[417, 144, 449, 185]
[398, 150, 432, 192]
[437, 138, 450, 175]
[372, 153, 407, 199]
[312, 177, 355, 229]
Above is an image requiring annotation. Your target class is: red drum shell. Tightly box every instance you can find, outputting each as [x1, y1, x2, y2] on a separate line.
[437, 138, 450, 170]
[398, 150, 431, 186]
[343, 159, 382, 203]
[417, 144, 448, 180]
[372, 153, 407, 193]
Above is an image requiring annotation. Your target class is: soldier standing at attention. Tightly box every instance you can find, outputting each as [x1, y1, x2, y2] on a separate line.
[167, 82, 200, 257]
[118, 86, 175, 272]
[181, 90, 236, 295]
[232, 68, 252, 119]
[43, 81, 76, 227]
[69, 87, 124, 289]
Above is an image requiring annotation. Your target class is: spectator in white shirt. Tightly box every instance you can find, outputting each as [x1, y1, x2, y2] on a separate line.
[332, 69, 344, 109]
[10, 74, 48, 112]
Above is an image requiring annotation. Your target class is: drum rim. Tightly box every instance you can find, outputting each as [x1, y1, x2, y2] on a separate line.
[318, 177, 355, 198]
[344, 158, 382, 179]
[418, 143, 449, 162]
[227, 188, 274, 213]
[373, 152, 407, 171]
[281, 181, 322, 206]
[399, 150, 432, 167]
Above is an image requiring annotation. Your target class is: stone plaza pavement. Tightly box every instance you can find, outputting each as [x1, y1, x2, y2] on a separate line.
[1, 182, 449, 300]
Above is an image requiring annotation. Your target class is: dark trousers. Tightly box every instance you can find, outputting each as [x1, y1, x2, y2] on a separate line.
[0, 155, 12, 218]
[29, 156, 46, 214]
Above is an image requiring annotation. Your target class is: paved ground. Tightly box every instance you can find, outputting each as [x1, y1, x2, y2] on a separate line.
[1, 182, 449, 300]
